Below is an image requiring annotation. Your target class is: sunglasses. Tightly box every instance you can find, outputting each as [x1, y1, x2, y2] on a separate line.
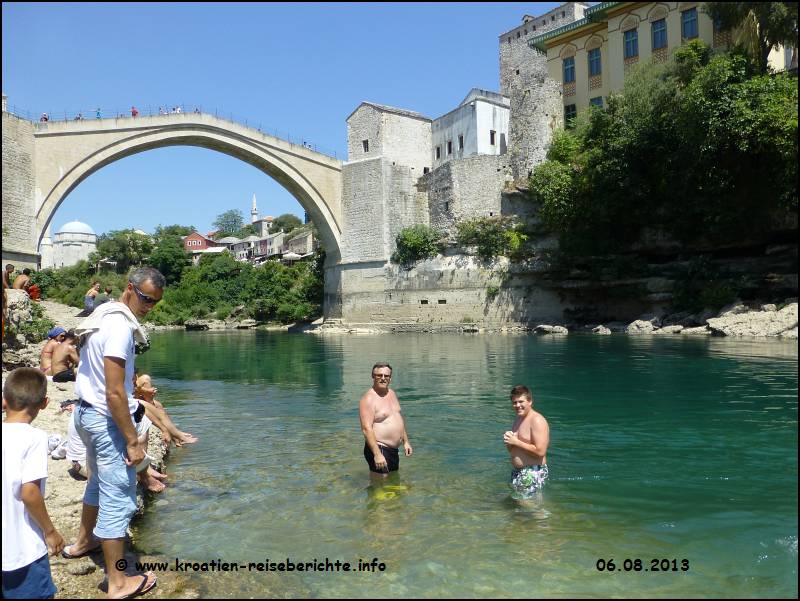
[131, 284, 160, 305]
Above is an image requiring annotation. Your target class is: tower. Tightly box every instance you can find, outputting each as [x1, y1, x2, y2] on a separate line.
[251, 193, 258, 223]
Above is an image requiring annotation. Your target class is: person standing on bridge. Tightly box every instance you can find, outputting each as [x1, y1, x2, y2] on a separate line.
[95, 107, 101, 119]
[130, 106, 138, 118]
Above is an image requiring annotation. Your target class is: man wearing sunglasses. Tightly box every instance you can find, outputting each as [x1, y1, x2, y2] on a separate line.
[359, 362, 413, 475]
[63, 267, 164, 599]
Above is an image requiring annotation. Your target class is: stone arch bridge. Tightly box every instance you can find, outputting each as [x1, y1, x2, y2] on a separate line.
[3, 111, 343, 264]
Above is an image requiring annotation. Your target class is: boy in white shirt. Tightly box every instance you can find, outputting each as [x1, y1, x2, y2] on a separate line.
[2, 368, 65, 598]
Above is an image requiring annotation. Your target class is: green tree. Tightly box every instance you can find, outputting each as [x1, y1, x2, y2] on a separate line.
[271, 213, 303, 233]
[528, 43, 797, 253]
[704, 2, 798, 73]
[212, 209, 245, 236]
[150, 234, 190, 285]
[90, 229, 154, 273]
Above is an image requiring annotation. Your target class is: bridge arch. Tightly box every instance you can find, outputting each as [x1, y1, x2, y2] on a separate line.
[33, 114, 343, 262]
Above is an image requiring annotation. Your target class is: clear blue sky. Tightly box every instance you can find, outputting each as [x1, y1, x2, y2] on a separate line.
[3, 2, 563, 237]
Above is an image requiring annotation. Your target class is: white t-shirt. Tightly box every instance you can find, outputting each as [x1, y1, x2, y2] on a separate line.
[2, 422, 49, 571]
[75, 312, 137, 416]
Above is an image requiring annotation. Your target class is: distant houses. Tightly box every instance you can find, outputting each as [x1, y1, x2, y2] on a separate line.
[182, 227, 317, 266]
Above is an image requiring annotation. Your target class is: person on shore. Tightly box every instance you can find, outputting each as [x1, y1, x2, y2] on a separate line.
[12, 269, 41, 301]
[39, 327, 67, 376]
[134, 374, 197, 447]
[504, 385, 549, 500]
[359, 362, 412, 476]
[2, 367, 65, 599]
[92, 286, 113, 310]
[50, 331, 80, 383]
[60, 267, 164, 599]
[3, 264, 15, 289]
[77, 282, 100, 317]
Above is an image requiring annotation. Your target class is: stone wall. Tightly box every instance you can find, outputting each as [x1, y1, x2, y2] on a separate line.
[499, 2, 589, 96]
[2, 111, 38, 267]
[420, 155, 512, 239]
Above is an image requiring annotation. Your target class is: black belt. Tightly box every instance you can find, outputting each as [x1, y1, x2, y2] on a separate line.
[79, 399, 143, 423]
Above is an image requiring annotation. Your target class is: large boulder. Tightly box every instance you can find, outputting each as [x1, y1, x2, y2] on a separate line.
[592, 325, 612, 335]
[706, 303, 798, 337]
[534, 325, 568, 335]
[5, 289, 32, 330]
[626, 320, 656, 334]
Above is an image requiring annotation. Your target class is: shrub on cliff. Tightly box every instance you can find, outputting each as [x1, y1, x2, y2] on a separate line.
[391, 225, 444, 265]
[455, 217, 528, 261]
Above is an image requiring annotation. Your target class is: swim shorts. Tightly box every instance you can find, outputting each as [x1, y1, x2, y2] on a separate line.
[510, 464, 549, 499]
[364, 442, 400, 473]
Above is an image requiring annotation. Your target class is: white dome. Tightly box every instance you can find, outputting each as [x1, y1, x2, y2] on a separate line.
[57, 220, 96, 235]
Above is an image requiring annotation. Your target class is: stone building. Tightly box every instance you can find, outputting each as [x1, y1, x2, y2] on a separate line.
[498, 3, 585, 182]
[431, 89, 510, 169]
[39, 220, 97, 269]
[285, 229, 315, 256]
[529, 2, 798, 116]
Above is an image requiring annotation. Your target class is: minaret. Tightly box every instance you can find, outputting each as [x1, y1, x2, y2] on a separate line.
[251, 194, 258, 223]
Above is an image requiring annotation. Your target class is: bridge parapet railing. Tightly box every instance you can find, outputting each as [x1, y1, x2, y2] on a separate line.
[5, 103, 339, 158]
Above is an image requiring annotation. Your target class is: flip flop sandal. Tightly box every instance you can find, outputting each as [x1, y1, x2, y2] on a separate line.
[61, 543, 101, 559]
[121, 573, 157, 599]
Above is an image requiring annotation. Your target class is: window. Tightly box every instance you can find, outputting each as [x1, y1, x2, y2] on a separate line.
[589, 96, 604, 108]
[436, 146, 441, 160]
[438, 299, 447, 304]
[447, 140, 452, 155]
[651, 18, 667, 50]
[588, 48, 602, 76]
[362, 139, 369, 153]
[420, 299, 429, 305]
[551, 15, 555, 22]
[563, 56, 575, 83]
[561, 10, 565, 18]
[458, 134, 464, 150]
[517, 31, 520, 38]
[624, 29, 638, 58]
[444, 201, 450, 212]
[681, 7, 698, 39]
[423, 167, 430, 174]
[564, 104, 577, 125]
[489, 130, 496, 145]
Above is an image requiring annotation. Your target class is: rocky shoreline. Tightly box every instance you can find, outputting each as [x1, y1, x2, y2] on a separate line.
[309, 299, 798, 337]
[2, 297, 198, 599]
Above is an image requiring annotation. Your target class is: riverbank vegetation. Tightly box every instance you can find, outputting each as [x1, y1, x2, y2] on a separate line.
[32, 249, 324, 326]
[529, 40, 797, 255]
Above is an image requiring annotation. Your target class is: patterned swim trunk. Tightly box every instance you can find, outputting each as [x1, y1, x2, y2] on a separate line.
[510, 464, 549, 499]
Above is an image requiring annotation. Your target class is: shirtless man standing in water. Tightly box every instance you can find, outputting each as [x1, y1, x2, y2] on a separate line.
[359, 362, 412, 475]
[504, 384, 549, 499]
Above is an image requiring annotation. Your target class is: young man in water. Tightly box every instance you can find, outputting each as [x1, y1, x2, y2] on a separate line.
[359, 362, 413, 475]
[504, 385, 549, 499]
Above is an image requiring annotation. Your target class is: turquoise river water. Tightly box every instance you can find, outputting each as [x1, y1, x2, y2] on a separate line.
[134, 331, 797, 598]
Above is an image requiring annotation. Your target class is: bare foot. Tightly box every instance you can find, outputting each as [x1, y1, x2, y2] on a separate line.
[139, 473, 166, 493]
[177, 432, 198, 444]
[108, 572, 157, 599]
[148, 466, 167, 480]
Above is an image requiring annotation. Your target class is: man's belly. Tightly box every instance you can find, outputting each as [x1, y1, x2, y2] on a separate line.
[508, 447, 545, 468]
[373, 415, 404, 447]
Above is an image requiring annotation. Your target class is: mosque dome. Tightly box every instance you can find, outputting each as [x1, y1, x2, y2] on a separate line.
[57, 220, 96, 235]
